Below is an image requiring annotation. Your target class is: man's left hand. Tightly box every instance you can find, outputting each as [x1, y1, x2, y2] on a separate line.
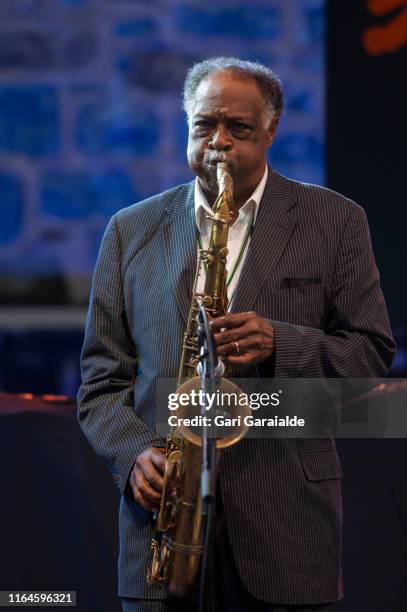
[210, 311, 274, 366]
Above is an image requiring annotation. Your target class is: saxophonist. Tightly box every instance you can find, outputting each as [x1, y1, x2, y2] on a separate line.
[78, 58, 396, 612]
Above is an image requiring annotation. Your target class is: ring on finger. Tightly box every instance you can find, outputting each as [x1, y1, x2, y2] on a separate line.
[234, 341, 241, 355]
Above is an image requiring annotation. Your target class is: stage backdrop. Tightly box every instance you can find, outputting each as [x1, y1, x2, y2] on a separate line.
[0, 0, 324, 307]
[327, 0, 407, 332]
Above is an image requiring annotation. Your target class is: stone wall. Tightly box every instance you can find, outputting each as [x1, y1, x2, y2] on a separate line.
[0, 0, 324, 303]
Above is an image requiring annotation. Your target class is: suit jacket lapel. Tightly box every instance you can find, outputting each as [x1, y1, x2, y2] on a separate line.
[163, 182, 197, 324]
[231, 168, 297, 313]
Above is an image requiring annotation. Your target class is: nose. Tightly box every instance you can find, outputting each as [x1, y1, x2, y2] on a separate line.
[208, 125, 232, 151]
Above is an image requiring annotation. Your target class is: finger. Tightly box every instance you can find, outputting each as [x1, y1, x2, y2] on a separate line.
[133, 488, 159, 512]
[134, 468, 162, 503]
[240, 334, 273, 352]
[137, 461, 164, 493]
[225, 352, 259, 365]
[150, 448, 166, 474]
[218, 319, 274, 349]
[217, 341, 240, 356]
[214, 321, 255, 346]
[144, 466, 164, 493]
[210, 312, 256, 331]
[139, 484, 162, 506]
[216, 334, 266, 355]
[225, 343, 274, 365]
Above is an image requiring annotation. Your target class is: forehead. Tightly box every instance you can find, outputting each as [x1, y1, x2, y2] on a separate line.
[191, 72, 265, 118]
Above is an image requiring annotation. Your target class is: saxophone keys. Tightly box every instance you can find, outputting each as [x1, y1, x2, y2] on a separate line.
[202, 295, 213, 307]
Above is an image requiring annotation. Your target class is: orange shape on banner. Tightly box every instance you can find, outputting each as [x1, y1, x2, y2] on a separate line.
[363, 0, 407, 55]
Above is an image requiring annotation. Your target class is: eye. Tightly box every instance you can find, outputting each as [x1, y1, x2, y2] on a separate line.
[230, 122, 251, 138]
[192, 119, 213, 136]
[194, 120, 211, 129]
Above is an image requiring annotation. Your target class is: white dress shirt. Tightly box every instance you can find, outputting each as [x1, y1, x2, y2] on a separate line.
[194, 165, 268, 308]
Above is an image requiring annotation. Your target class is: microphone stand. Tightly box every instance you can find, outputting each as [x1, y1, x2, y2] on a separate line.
[197, 305, 222, 612]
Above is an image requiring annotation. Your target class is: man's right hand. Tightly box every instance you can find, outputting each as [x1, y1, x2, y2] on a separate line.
[129, 447, 166, 512]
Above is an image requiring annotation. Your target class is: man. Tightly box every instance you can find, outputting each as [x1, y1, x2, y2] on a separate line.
[78, 58, 396, 611]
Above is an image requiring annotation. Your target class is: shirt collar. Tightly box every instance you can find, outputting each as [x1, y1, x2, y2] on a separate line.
[194, 165, 268, 229]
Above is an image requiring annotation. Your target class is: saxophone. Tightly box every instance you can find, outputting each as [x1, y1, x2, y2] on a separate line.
[147, 160, 249, 598]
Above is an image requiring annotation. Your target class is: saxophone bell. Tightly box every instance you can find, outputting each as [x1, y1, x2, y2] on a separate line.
[174, 376, 250, 449]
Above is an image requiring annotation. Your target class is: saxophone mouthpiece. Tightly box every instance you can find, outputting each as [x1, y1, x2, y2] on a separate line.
[216, 158, 232, 194]
[206, 151, 227, 167]
[216, 161, 227, 182]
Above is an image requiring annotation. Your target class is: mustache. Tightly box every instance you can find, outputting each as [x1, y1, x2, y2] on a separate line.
[204, 151, 230, 166]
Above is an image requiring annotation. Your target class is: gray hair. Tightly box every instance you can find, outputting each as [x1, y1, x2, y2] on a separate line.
[183, 57, 284, 129]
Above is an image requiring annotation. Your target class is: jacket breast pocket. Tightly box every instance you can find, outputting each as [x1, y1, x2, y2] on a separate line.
[299, 449, 343, 482]
[257, 283, 327, 328]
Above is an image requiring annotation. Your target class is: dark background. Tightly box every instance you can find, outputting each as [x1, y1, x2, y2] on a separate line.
[327, 0, 407, 329]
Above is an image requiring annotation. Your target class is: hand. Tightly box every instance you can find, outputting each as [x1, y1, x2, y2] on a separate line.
[210, 311, 275, 366]
[129, 447, 166, 512]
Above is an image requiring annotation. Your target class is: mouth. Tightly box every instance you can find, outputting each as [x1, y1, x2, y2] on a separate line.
[204, 152, 232, 173]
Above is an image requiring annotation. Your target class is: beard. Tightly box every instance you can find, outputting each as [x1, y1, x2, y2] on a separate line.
[204, 150, 229, 166]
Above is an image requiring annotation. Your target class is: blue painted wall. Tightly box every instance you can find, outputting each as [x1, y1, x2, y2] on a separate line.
[0, 0, 325, 295]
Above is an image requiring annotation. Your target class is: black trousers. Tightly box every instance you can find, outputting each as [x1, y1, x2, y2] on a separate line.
[122, 500, 333, 612]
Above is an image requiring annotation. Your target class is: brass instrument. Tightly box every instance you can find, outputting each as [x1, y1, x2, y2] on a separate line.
[147, 160, 249, 598]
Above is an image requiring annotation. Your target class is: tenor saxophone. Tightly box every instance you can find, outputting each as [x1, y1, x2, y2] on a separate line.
[147, 160, 249, 598]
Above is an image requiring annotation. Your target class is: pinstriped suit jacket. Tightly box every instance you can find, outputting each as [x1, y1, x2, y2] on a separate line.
[78, 167, 396, 604]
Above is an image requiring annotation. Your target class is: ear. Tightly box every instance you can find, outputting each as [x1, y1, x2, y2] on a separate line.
[265, 123, 276, 148]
